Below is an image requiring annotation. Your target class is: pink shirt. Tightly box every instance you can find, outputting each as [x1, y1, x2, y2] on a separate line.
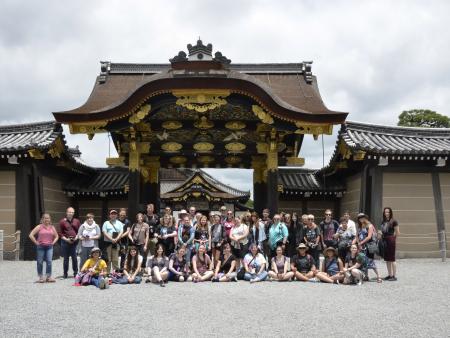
[37, 225, 55, 246]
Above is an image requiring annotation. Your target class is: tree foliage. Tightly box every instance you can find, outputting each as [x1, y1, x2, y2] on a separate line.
[398, 109, 450, 128]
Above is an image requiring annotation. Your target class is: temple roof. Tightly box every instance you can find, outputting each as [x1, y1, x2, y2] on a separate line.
[341, 121, 450, 155]
[278, 168, 345, 196]
[0, 121, 62, 154]
[53, 41, 347, 124]
[64, 167, 250, 200]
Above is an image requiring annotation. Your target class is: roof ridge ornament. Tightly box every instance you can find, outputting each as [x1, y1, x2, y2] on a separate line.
[170, 39, 231, 68]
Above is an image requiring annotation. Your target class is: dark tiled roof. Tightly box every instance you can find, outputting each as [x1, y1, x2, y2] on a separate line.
[161, 169, 250, 199]
[0, 121, 62, 153]
[65, 168, 250, 199]
[54, 61, 347, 124]
[342, 121, 450, 155]
[109, 63, 306, 74]
[65, 168, 129, 195]
[278, 168, 345, 193]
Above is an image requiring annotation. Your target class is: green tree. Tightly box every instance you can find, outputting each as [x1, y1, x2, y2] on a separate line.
[398, 109, 450, 128]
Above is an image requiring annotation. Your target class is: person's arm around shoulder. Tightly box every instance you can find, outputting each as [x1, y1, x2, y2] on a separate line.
[28, 225, 41, 246]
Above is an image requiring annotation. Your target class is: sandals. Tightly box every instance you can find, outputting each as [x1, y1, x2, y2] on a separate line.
[376, 277, 382, 283]
[46, 277, 56, 283]
[37, 278, 45, 283]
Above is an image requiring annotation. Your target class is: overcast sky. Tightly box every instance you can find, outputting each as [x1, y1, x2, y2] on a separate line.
[1, 0, 449, 196]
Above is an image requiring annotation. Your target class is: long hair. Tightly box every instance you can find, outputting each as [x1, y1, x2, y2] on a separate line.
[125, 246, 139, 272]
[155, 243, 165, 258]
[382, 207, 394, 222]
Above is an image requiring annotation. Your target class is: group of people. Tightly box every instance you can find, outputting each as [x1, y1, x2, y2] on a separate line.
[28, 204, 400, 289]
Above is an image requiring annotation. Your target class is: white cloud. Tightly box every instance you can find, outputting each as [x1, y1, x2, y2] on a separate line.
[1, 0, 450, 193]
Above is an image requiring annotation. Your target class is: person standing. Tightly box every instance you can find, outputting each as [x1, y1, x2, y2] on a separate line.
[77, 213, 101, 270]
[157, 214, 177, 256]
[268, 214, 288, 259]
[102, 209, 124, 274]
[304, 215, 321, 267]
[320, 209, 340, 250]
[177, 216, 195, 265]
[261, 208, 273, 260]
[144, 203, 160, 256]
[229, 216, 250, 269]
[58, 207, 81, 278]
[342, 210, 357, 237]
[29, 213, 59, 283]
[128, 213, 150, 268]
[381, 207, 400, 281]
[118, 208, 131, 269]
[249, 212, 266, 253]
[210, 213, 226, 263]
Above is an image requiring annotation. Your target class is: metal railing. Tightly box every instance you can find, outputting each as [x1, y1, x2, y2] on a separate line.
[0, 230, 21, 261]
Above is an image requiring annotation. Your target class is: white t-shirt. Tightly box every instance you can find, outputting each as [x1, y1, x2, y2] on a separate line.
[347, 219, 357, 237]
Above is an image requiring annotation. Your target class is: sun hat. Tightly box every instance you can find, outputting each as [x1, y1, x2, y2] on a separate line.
[109, 209, 118, 214]
[357, 213, 368, 220]
[297, 243, 308, 251]
[90, 247, 101, 256]
[323, 247, 338, 256]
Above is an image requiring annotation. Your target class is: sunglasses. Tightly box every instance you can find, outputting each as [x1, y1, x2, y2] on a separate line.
[325, 214, 332, 216]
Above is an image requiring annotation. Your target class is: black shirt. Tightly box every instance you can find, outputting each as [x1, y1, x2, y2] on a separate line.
[219, 254, 236, 273]
[292, 254, 314, 272]
[145, 213, 160, 238]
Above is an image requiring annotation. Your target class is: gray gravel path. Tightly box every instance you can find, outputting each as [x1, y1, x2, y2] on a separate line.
[0, 259, 449, 337]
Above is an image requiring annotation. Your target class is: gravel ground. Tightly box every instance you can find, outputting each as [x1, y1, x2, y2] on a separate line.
[0, 258, 449, 338]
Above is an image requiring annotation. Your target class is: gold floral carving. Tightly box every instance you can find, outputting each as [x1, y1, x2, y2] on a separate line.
[28, 148, 45, 159]
[197, 156, 214, 166]
[225, 121, 246, 130]
[252, 105, 274, 124]
[173, 89, 230, 113]
[353, 150, 366, 161]
[161, 142, 182, 152]
[252, 156, 266, 183]
[170, 156, 187, 164]
[162, 121, 182, 130]
[256, 142, 268, 154]
[225, 156, 241, 165]
[295, 122, 333, 135]
[286, 157, 305, 166]
[225, 142, 246, 153]
[47, 138, 65, 158]
[194, 116, 214, 129]
[193, 142, 214, 152]
[69, 121, 107, 135]
[129, 104, 151, 124]
[266, 149, 278, 172]
[106, 157, 125, 166]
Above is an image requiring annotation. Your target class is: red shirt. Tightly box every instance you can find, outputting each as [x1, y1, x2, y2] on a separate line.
[58, 217, 81, 239]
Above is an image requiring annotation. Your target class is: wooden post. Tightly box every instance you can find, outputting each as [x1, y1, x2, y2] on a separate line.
[14, 231, 21, 261]
[0, 230, 3, 262]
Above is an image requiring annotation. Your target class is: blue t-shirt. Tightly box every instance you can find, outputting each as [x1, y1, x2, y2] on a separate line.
[102, 220, 124, 242]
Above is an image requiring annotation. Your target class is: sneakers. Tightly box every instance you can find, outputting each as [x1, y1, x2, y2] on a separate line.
[212, 277, 219, 282]
[388, 276, 397, 281]
[355, 279, 362, 286]
[99, 279, 106, 289]
[145, 278, 151, 284]
[250, 277, 259, 284]
[383, 276, 391, 281]
[232, 276, 238, 282]
[308, 278, 319, 283]
[159, 280, 165, 287]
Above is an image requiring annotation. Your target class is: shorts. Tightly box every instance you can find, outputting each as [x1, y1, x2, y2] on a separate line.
[231, 243, 249, 259]
[168, 271, 188, 281]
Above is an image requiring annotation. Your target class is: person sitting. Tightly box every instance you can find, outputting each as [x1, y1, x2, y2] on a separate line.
[146, 243, 169, 287]
[191, 244, 214, 282]
[168, 246, 189, 282]
[290, 243, 317, 282]
[335, 217, 355, 261]
[75, 247, 108, 289]
[343, 244, 368, 285]
[212, 242, 237, 282]
[315, 247, 344, 284]
[242, 243, 268, 283]
[112, 246, 143, 284]
[268, 245, 294, 281]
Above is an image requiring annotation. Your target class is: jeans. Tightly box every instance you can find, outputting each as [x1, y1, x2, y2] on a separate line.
[61, 240, 78, 277]
[244, 270, 268, 282]
[112, 275, 142, 284]
[79, 246, 93, 271]
[90, 275, 105, 288]
[36, 245, 53, 277]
